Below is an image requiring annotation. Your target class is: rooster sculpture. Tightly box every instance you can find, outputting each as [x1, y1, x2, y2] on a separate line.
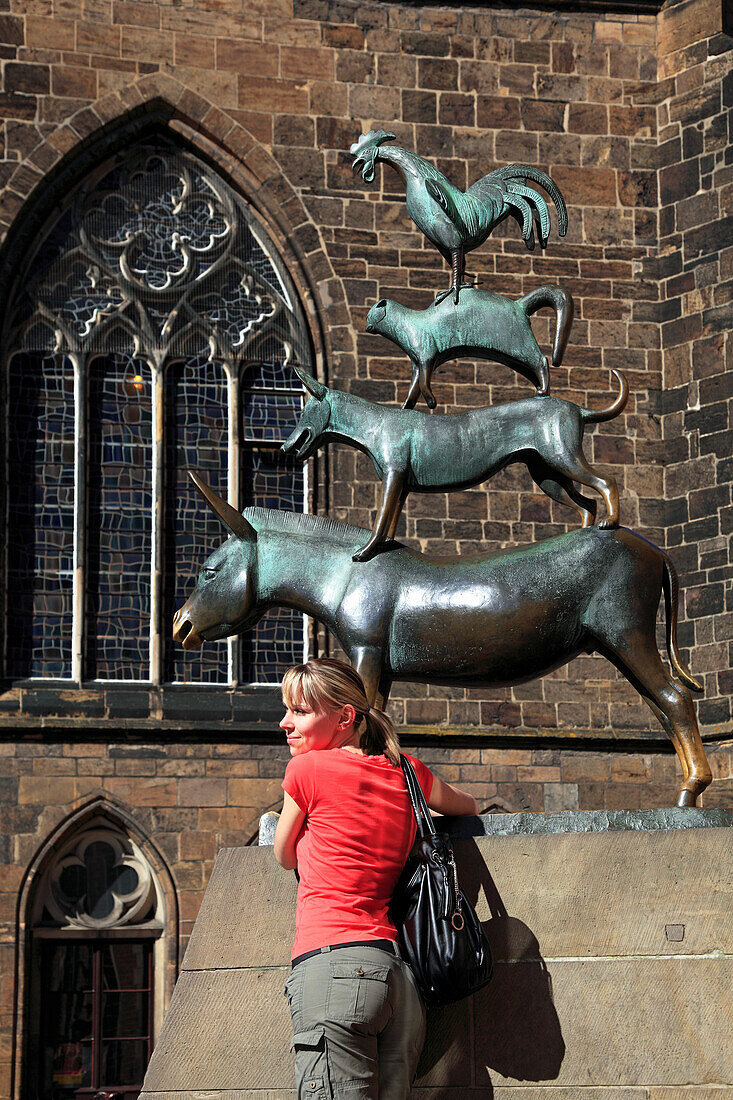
[351, 130, 568, 304]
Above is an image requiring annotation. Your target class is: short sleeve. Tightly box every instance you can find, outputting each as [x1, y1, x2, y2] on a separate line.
[282, 753, 317, 813]
[403, 753, 434, 802]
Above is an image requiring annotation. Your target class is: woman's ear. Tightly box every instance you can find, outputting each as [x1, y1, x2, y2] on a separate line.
[337, 704, 356, 729]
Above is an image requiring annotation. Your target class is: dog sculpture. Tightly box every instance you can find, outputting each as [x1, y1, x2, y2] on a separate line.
[365, 285, 574, 409]
[282, 368, 628, 562]
[173, 481, 711, 808]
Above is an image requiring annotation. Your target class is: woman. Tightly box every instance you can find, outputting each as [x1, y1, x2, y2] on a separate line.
[274, 658, 478, 1100]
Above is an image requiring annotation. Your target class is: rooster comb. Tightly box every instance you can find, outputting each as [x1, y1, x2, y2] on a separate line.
[349, 129, 396, 156]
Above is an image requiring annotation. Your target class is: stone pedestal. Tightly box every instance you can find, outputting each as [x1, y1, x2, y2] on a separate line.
[141, 809, 733, 1099]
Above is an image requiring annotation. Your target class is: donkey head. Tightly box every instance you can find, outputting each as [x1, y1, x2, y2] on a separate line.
[172, 473, 260, 650]
[281, 367, 331, 461]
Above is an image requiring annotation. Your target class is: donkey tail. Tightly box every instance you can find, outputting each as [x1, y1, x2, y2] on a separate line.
[581, 369, 629, 423]
[661, 552, 703, 692]
[517, 285, 574, 367]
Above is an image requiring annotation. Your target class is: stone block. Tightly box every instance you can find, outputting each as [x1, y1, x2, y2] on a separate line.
[143, 817, 733, 1098]
[143, 968, 293, 1091]
[0, 14, 23, 46]
[217, 39, 278, 77]
[479, 957, 733, 1087]
[5, 63, 50, 95]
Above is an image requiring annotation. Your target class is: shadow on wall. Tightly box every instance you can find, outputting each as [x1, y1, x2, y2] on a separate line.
[415, 840, 565, 1093]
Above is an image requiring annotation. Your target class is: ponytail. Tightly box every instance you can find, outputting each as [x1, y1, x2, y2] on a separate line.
[360, 706, 401, 766]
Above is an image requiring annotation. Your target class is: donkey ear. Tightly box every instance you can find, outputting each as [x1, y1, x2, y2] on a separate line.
[188, 471, 256, 541]
[292, 365, 327, 400]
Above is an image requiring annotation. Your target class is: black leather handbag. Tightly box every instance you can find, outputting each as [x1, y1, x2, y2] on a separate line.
[390, 755, 493, 1007]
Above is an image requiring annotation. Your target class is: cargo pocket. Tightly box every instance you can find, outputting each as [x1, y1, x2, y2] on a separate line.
[327, 963, 390, 1025]
[291, 1028, 331, 1100]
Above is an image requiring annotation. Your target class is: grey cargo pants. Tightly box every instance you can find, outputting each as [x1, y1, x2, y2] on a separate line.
[283, 944, 426, 1099]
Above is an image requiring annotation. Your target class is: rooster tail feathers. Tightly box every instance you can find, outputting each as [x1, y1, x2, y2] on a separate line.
[503, 189, 536, 249]
[494, 164, 568, 237]
[506, 182, 551, 245]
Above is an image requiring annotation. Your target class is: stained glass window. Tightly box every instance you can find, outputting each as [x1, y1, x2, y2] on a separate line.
[6, 354, 75, 679]
[164, 355, 230, 684]
[240, 357, 305, 682]
[4, 138, 312, 686]
[86, 355, 152, 681]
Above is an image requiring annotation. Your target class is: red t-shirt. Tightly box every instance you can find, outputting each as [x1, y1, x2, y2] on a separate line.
[282, 749, 434, 959]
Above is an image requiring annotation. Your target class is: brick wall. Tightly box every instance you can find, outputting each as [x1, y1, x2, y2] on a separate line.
[0, 1, 731, 1092]
[0, 0, 728, 748]
[1, 732, 732, 1095]
[653, 0, 732, 736]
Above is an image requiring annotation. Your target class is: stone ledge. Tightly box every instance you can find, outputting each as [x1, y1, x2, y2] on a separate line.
[445, 805, 733, 837]
[259, 806, 733, 844]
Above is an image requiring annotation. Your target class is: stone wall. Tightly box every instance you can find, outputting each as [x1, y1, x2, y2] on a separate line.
[0, 0, 731, 1094]
[654, 0, 733, 733]
[139, 824, 733, 1097]
[1, 735, 731, 1095]
[0, 0, 729, 743]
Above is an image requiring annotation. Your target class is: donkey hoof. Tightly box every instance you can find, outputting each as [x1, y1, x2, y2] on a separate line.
[676, 787, 699, 808]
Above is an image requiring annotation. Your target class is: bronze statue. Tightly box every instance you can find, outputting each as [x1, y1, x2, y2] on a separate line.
[351, 130, 568, 303]
[282, 367, 627, 562]
[366, 285, 573, 410]
[173, 475, 712, 809]
[173, 134, 711, 808]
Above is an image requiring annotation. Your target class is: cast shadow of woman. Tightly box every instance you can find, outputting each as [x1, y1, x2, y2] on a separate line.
[415, 838, 565, 1094]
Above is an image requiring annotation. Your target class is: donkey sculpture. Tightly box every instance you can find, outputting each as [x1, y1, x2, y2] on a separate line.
[173, 474, 711, 809]
[282, 367, 628, 562]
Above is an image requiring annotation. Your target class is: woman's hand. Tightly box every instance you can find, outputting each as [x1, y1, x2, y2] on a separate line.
[274, 792, 306, 869]
[428, 776, 479, 817]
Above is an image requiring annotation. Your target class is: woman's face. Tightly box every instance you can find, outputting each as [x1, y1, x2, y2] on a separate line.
[280, 697, 347, 756]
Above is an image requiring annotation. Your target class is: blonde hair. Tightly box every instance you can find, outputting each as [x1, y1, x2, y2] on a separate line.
[281, 658, 401, 766]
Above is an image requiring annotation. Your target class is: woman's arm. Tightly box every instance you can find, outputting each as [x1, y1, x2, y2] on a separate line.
[428, 776, 479, 817]
[273, 792, 306, 869]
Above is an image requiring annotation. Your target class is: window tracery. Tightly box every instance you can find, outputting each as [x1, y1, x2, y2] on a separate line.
[40, 828, 157, 931]
[12, 148, 309, 365]
[4, 137, 312, 686]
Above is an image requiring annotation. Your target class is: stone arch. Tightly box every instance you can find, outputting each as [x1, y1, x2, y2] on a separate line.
[11, 792, 179, 1100]
[0, 72, 354, 387]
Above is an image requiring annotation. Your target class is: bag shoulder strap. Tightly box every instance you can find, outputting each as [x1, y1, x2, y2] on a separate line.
[400, 754, 436, 838]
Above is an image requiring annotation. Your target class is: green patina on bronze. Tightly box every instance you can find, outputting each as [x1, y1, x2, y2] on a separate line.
[365, 285, 574, 410]
[351, 129, 568, 304]
[174, 132, 712, 807]
[281, 367, 628, 562]
[173, 477, 711, 808]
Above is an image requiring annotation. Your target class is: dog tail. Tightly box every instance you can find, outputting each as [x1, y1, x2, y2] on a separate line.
[581, 369, 629, 423]
[518, 285, 574, 366]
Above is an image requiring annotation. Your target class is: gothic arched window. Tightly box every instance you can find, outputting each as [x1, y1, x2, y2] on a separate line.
[26, 819, 170, 1100]
[4, 137, 313, 686]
